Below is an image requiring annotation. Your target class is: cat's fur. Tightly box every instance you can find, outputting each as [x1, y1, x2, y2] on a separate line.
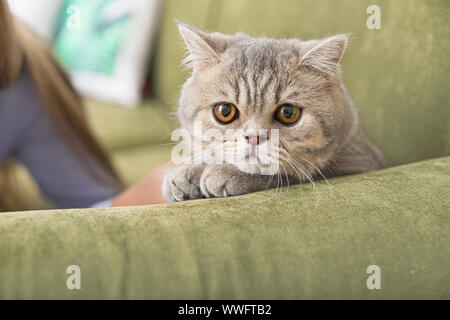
[162, 24, 385, 202]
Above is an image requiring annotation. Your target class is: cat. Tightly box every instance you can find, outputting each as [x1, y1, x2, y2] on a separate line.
[162, 23, 385, 202]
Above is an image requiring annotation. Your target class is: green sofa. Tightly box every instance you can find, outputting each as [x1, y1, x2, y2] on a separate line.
[1, 0, 449, 299]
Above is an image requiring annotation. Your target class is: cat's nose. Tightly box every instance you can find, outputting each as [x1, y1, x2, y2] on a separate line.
[245, 135, 267, 145]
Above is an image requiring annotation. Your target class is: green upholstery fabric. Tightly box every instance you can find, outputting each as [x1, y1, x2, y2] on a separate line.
[11, 165, 53, 211]
[111, 144, 172, 186]
[85, 98, 175, 152]
[0, 157, 448, 299]
[152, 0, 219, 109]
[152, 0, 450, 166]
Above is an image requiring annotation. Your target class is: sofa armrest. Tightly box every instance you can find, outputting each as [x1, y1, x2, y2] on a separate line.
[0, 157, 448, 299]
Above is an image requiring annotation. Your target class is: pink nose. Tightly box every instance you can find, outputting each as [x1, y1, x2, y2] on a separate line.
[245, 136, 260, 145]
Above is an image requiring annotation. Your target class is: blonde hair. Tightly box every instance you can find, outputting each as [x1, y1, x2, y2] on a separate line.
[0, 1, 122, 211]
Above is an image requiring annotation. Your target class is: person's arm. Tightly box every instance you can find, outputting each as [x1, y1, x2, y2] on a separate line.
[4, 69, 121, 208]
[111, 164, 169, 206]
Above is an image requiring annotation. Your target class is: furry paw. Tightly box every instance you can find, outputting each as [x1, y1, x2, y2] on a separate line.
[162, 165, 205, 202]
[199, 164, 259, 198]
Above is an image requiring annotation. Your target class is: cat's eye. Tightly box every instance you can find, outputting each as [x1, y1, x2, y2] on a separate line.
[275, 104, 302, 125]
[213, 103, 238, 124]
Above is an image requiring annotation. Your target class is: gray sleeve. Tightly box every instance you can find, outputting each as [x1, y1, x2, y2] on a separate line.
[0, 69, 121, 208]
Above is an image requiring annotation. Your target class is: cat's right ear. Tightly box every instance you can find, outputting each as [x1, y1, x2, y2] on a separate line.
[298, 34, 349, 77]
[178, 23, 226, 70]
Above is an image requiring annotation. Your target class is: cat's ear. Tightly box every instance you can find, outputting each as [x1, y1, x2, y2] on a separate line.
[299, 34, 349, 76]
[178, 23, 228, 70]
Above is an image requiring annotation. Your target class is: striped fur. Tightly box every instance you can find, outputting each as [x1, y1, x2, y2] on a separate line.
[162, 24, 385, 202]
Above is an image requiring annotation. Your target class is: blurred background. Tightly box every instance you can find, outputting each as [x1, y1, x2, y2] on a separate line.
[6, 0, 449, 210]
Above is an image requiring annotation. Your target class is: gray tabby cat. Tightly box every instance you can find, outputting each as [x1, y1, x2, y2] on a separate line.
[162, 24, 385, 202]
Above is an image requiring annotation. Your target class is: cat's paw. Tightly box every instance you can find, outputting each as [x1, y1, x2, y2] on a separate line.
[162, 165, 205, 202]
[199, 164, 256, 198]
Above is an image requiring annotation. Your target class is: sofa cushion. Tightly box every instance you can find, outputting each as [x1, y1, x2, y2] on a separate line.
[1, 156, 448, 299]
[85, 98, 176, 152]
[151, 0, 219, 109]
[111, 143, 172, 186]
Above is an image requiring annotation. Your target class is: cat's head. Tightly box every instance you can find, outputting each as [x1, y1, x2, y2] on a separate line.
[177, 23, 354, 177]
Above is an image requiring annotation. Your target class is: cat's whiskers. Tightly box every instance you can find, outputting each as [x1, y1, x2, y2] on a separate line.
[283, 158, 304, 185]
[298, 156, 334, 197]
[286, 157, 319, 197]
[192, 142, 325, 200]
[285, 157, 321, 202]
[280, 162, 290, 192]
[279, 153, 319, 200]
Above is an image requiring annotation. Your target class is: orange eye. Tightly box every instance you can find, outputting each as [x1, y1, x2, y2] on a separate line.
[275, 104, 302, 125]
[213, 103, 238, 124]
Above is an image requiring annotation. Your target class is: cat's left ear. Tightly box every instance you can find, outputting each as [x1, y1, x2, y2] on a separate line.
[299, 34, 349, 76]
[178, 23, 229, 71]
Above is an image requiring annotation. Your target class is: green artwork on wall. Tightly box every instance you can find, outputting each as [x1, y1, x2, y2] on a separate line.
[54, 0, 133, 75]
